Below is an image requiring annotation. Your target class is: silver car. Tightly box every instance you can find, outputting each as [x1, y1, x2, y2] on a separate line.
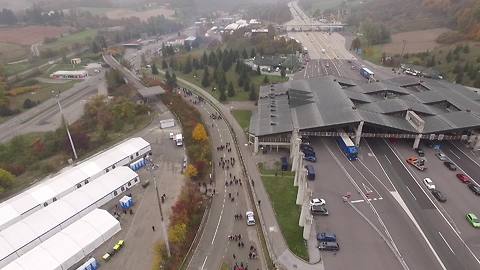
[435, 153, 448, 161]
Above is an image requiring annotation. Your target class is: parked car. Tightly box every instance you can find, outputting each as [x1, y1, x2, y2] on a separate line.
[317, 232, 336, 242]
[431, 190, 447, 202]
[310, 205, 328, 216]
[415, 148, 425, 157]
[456, 173, 470, 184]
[435, 152, 448, 161]
[304, 155, 317, 162]
[318, 241, 339, 251]
[300, 143, 314, 152]
[301, 148, 316, 157]
[310, 198, 326, 207]
[468, 183, 480, 195]
[466, 213, 480, 228]
[423, 178, 436, 190]
[444, 161, 457, 171]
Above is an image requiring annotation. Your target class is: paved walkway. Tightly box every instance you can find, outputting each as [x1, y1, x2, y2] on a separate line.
[176, 77, 324, 270]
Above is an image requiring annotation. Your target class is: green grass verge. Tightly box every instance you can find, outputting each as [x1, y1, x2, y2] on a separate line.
[40, 29, 97, 52]
[362, 45, 383, 65]
[231, 109, 251, 132]
[9, 81, 76, 110]
[260, 168, 309, 261]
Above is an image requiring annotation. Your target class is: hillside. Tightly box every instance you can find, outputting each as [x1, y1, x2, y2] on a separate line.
[348, 0, 479, 40]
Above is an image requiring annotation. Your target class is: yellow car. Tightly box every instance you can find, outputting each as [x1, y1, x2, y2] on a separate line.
[113, 240, 125, 253]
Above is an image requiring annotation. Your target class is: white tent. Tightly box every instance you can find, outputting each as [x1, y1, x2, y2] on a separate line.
[0, 167, 137, 268]
[0, 137, 150, 231]
[2, 209, 120, 270]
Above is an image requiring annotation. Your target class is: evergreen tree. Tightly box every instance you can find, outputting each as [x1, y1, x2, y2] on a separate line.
[455, 70, 464, 84]
[227, 81, 235, 97]
[257, 65, 261, 75]
[202, 51, 208, 66]
[161, 59, 168, 69]
[208, 51, 218, 67]
[201, 67, 210, 87]
[235, 60, 242, 73]
[171, 72, 177, 87]
[219, 82, 227, 101]
[242, 48, 248, 59]
[469, 65, 478, 80]
[250, 48, 256, 58]
[192, 58, 200, 70]
[238, 72, 245, 87]
[280, 68, 286, 78]
[183, 55, 193, 74]
[263, 75, 269, 84]
[151, 63, 159, 75]
[244, 80, 250, 92]
[165, 70, 171, 84]
[474, 73, 480, 88]
[249, 84, 257, 101]
[463, 44, 470, 54]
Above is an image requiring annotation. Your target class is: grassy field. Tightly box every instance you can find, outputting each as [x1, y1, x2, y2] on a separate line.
[178, 68, 287, 102]
[260, 167, 308, 261]
[231, 110, 251, 132]
[0, 42, 28, 63]
[9, 80, 76, 110]
[40, 29, 97, 52]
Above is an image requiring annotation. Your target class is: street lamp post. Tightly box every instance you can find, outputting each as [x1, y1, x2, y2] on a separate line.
[53, 91, 78, 160]
[149, 164, 171, 257]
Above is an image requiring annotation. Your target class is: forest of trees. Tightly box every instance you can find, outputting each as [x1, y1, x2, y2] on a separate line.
[245, 2, 292, 24]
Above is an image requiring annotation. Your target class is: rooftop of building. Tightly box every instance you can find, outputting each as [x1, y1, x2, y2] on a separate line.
[250, 75, 480, 137]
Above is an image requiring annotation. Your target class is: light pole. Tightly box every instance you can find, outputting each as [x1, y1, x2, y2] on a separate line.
[52, 91, 78, 160]
[149, 163, 171, 257]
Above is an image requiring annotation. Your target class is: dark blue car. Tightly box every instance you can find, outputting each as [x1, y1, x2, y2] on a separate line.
[304, 155, 316, 162]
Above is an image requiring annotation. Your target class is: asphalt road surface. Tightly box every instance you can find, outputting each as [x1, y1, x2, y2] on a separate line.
[185, 92, 265, 270]
[368, 138, 480, 270]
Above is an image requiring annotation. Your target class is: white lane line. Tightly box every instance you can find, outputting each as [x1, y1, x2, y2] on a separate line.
[450, 143, 480, 168]
[448, 149, 461, 159]
[201, 256, 208, 270]
[405, 186, 417, 200]
[438, 232, 455, 254]
[384, 139, 480, 267]
[211, 195, 225, 245]
[385, 154, 392, 164]
[350, 199, 364, 204]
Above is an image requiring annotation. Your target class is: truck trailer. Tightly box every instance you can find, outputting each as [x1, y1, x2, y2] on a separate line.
[336, 133, 358, 161]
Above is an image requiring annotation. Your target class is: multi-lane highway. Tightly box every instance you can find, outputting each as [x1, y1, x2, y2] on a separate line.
[285, 1, 480, 269]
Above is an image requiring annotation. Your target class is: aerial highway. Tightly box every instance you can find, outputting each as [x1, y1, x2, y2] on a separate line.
[283, 1, 480, 269]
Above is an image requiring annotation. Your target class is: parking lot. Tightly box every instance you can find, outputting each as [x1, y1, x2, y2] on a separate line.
[85, 109, 187, 270]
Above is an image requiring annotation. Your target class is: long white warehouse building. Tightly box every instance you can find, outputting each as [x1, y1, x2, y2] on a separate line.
[0, 137, 150, 230]
[0, 166, 139, 268]
[2, 209, 120, 270]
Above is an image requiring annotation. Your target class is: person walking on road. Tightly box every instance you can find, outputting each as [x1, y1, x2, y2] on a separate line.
[152, 225, 155, 231]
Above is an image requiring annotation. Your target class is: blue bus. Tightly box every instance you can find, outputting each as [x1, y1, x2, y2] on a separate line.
[336, 133, 358, 161]
[360, 67, 374, 80]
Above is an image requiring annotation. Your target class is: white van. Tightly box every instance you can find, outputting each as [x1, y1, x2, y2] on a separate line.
[175, 134, 183, 146]
[246, 211, 255, 226]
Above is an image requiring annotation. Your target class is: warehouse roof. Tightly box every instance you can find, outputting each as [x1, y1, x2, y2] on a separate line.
[3, 209, 120, 270]
[0, 137, 149, 230]
[250, 75, 480, 136]
[0, 167, 138, 268]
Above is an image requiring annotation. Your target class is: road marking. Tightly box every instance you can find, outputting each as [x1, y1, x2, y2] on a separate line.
[383, 139, 478, 268]
[405, 185, 416, 200]
[201, 256, 208, 270]
[211, 195, 225, 245]
[350, 197, 383, 204]
[448, 149, 460, 159]
[384, 154, 392, 164]
[438, 232, 455, 254]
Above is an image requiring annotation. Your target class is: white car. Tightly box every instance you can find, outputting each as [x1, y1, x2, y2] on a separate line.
[169, 132, 174, 139]
[246, 211, 256, 226]
[423, 178, 436, 190]
[435, 153, 448, 161]
[310, 198, 326, 207]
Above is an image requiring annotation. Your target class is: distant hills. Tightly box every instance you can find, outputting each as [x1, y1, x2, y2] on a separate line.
[349, 0, 480, 40]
